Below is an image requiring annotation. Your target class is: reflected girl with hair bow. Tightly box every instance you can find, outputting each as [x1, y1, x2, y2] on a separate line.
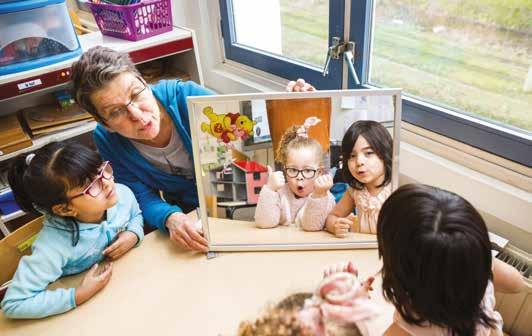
[254, 117, 336, 231]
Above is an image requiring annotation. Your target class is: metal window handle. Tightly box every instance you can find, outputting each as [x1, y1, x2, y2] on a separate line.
[343, 49, 360, 86]
[322, 37, 361, 85]
[322, 46, 333, 77]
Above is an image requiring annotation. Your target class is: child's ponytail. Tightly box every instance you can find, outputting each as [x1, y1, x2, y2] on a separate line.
[275, 117, 323, 166]
[7, 153, 37, 213]
[6, 142, 102, 246]
[275, 125, 300, 165]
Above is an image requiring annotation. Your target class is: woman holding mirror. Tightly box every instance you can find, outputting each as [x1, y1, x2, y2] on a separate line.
[71, 46, 314, 252]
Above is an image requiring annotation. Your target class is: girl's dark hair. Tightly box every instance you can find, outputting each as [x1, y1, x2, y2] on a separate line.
[8, 142, 102, 245]
[341, 120, 392, 190]
[377, 183, 496, 335]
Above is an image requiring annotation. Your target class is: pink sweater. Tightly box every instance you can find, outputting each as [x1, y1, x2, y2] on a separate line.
[349, 184, 392, 234]
[254, 184, 336, 231]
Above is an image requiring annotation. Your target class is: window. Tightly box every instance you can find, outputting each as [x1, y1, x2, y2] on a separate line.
[220, 0, 532, 167]
[220, 0, 345, 89]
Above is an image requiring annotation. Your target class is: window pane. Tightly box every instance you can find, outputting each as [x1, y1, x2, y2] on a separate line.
[232, 0, 329, 67]
[370, 0, 532, 132]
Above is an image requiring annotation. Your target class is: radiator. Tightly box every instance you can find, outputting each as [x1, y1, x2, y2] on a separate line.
[495, 245, 532, 336]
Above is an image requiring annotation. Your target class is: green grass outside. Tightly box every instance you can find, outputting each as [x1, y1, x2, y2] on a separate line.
[278, 1, 531, 131]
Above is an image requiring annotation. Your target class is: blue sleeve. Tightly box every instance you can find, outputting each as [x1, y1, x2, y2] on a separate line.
[176, 81, 214, 132]
[94, 129, 180, 233]
[1, 234, 75, 319]
[122, 186, 145, 246]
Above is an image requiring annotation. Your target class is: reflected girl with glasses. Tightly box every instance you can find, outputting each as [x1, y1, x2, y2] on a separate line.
[255, 117, 336, 230]
[325, 120, 393, 237]
[1, 142, 144, 319]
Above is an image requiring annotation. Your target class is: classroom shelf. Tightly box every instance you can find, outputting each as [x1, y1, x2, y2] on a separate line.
[1, 210, 25, 223]
[0, 121, 97, 163]
[0, 27, 194, 101]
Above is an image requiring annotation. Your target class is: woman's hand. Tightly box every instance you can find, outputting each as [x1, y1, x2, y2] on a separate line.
[103, 231, 138, 260]
[75, 263, 113, 305]
[286, 78, 316, 92]
[166, 212, 209, 252]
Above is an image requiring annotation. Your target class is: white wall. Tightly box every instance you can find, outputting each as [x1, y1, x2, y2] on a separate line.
[173, 1, 532, 252]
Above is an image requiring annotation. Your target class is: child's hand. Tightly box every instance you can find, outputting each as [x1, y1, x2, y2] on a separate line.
[103, 231, 138, 260]
[266, 165, 285, 192]
[75, 263, 113, 305]
[332, 217, 352, 237]
[323, 261, 359, 278]
[312, 174, 333, 198]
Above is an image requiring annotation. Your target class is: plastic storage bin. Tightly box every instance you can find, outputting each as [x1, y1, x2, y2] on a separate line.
[88, 0, 173, 41]
[0, 0, 82, 76]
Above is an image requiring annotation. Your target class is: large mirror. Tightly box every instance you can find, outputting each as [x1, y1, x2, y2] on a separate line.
[187, 89, 401, 251]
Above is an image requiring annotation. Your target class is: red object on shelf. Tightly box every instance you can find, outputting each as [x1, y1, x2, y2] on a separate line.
[233, 160, 268, 173]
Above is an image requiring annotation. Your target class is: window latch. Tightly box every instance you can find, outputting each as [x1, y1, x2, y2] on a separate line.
[322, 37, 361, 85]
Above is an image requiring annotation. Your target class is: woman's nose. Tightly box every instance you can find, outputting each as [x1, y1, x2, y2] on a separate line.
[126, 103, 145, 122]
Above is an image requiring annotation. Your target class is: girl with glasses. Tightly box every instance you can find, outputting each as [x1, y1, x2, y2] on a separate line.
[255, 117, 336, 230]
[325, 120, 393, 237]
[1, 142, 143, 319]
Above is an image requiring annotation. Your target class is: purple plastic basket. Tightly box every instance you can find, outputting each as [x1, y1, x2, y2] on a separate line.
[88, 0, 173, 41]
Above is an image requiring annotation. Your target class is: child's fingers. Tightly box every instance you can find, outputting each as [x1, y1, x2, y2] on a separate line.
[101, 264, 113, 285]
[103, 240, 120, 256]
[87, 263, 99, 276]
[267, 165, 273, 175]
[364, 276, 375, 290]
[337, 217, 353, 225]
[107, 246, 126, 260]
[347, 261, 359, 276]
[96, 262, 113, 280]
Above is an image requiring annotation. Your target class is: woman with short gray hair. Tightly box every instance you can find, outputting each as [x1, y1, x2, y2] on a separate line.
[72, 46, 210, 252]
[71, 46, 315, 253]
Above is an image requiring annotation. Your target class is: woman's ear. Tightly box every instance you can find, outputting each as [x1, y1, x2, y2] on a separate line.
[51, 203, 77, 217]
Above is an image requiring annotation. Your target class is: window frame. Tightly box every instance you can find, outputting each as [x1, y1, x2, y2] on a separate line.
[219, 0, 345, 90]
[350, 0, 531, 167]
[219, 0, 531, 167]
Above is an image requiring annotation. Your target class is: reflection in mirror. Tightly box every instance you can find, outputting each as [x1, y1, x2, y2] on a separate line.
[188, 90, 400, 251]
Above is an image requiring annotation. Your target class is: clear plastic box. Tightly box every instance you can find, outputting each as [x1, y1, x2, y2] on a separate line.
[0, 0, 82, 76]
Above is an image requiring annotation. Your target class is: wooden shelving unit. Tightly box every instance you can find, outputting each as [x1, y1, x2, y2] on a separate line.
[0, 26, 204, 237]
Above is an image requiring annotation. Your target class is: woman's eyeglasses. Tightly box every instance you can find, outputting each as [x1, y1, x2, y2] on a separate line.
[68, 161, 114, 200]
[284, 167, 318, 179]
[104, 78, 149, 122]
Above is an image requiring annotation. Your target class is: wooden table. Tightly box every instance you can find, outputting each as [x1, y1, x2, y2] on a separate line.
[208, 217, 377, 246]
[0, 221, 394, 335]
